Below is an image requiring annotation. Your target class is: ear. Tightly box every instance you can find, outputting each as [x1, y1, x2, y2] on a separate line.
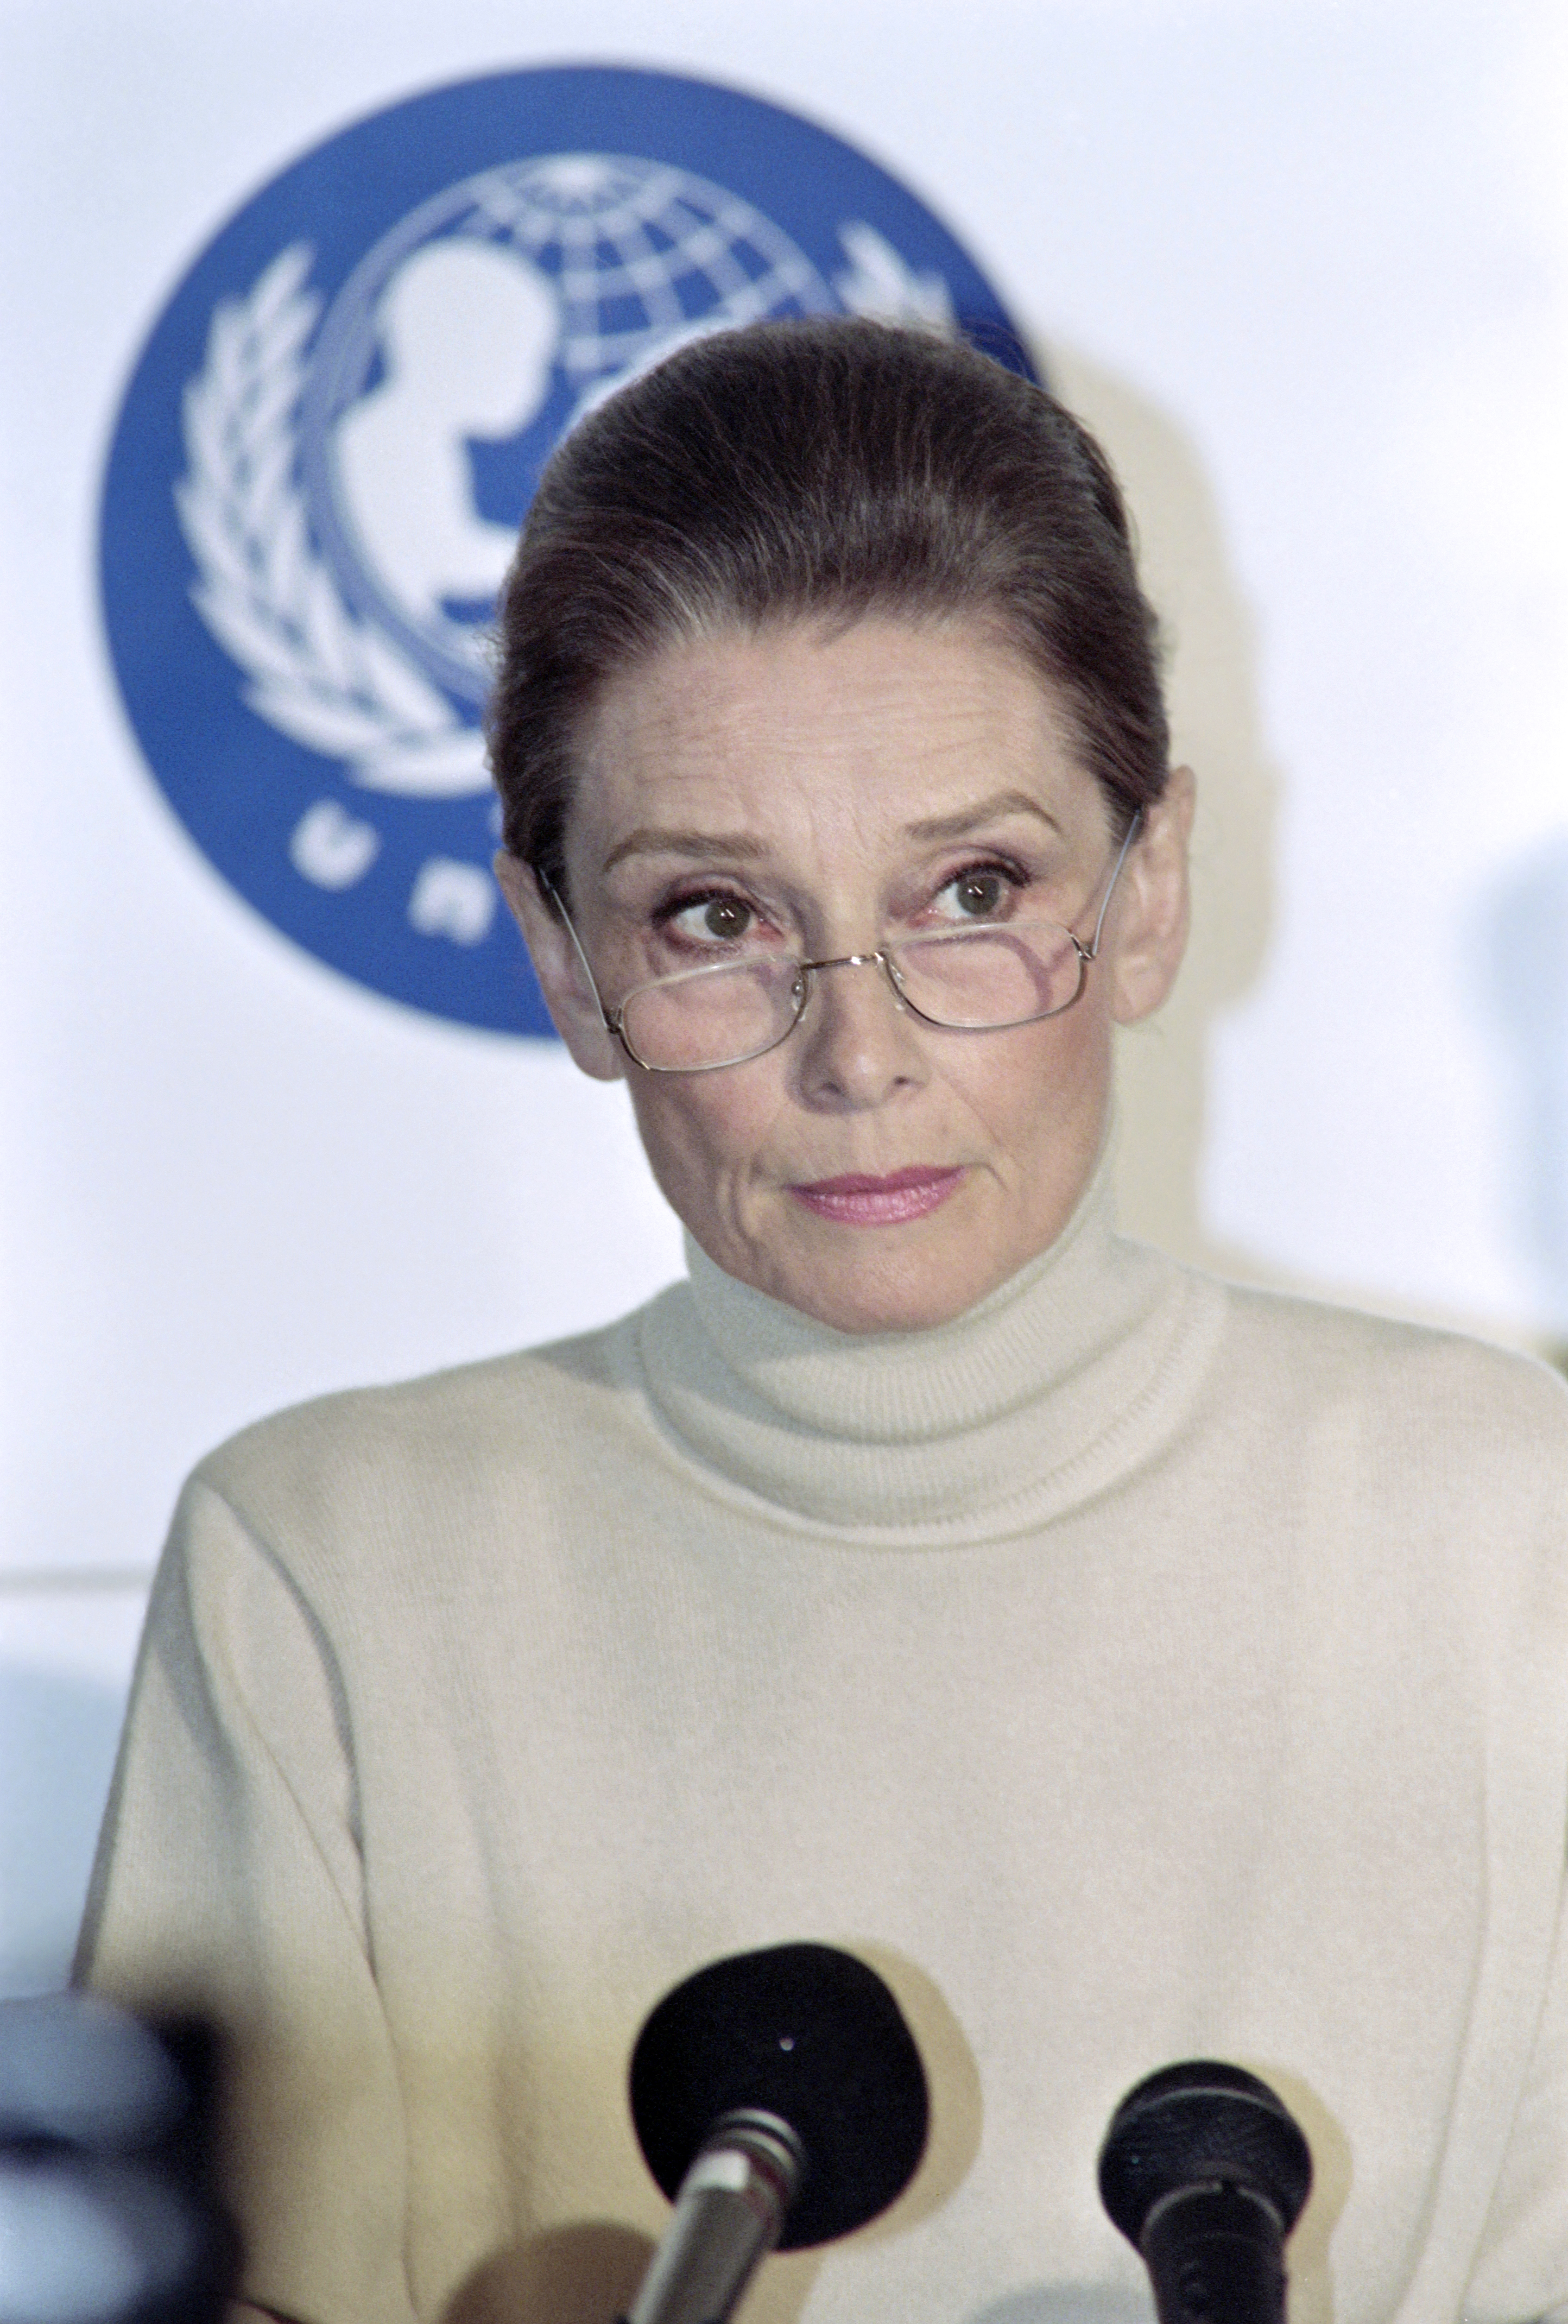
[1106, 765, 1195, 1025]
[494, 852, 625, 1082]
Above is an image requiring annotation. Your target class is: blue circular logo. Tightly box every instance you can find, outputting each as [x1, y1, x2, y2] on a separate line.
[101, 66, 1036, 1035]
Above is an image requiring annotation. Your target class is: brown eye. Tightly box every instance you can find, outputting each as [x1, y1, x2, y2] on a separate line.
[954, 871, 1006, 918]
[701, 896, 753, 940]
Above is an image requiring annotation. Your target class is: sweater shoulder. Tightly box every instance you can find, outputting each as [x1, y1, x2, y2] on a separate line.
[183, 1307, 656, 1575]
[1198, 1270, 1568, 1474]
[1212, 1271, 1566, 1389]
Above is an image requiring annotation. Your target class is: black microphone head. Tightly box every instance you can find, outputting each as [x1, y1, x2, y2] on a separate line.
[629, 1942, 929, 2249]
[1098, 2060, 1313, 2248]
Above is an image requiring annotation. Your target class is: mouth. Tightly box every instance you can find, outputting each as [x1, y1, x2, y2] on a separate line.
[787, 1165, 966, 1226]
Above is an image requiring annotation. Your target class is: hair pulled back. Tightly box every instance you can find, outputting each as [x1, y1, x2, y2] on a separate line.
[488, 318, 1168, 897]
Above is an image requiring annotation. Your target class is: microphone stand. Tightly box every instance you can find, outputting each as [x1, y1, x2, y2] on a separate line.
[622, 2110, 803, 2324]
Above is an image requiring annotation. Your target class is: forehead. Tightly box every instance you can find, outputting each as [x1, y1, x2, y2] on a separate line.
[570, 615, 1107, 870]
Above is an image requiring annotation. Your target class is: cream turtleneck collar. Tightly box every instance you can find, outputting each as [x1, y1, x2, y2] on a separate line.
[628, 1145, 1222, 1541]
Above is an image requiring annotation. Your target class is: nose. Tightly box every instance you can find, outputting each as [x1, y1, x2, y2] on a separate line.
[791, 954, 930, 1112]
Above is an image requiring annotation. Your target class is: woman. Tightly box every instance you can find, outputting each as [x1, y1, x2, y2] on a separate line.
[79, 321, 1568, 2324]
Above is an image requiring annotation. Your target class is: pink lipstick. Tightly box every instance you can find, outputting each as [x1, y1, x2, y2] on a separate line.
[789, 1166, 964, 1225]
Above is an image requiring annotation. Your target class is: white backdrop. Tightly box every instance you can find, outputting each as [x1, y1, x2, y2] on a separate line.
[3, 0, 1565, 1989]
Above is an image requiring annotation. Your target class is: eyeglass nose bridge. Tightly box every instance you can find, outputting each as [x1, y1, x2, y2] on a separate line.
[788, 947, 909, 1023]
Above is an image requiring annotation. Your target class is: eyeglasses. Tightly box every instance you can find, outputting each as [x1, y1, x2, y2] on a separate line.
[546, 810, 1142, 1075]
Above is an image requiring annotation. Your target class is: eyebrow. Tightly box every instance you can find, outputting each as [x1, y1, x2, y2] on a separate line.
[600, 827, 771, 875]
[904, 790, 1063, 842]
[601, 790, 1060, 875]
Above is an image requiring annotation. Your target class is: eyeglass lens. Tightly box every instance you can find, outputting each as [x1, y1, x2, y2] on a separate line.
[619, 920, 1087, 1071]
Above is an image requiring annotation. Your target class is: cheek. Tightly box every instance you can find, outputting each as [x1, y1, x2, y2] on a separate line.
[936, 1001, 1113, 1156]
[624, 1066, 788, 1210]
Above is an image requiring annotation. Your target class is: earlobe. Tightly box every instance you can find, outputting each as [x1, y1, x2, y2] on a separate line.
[1109, 765, 1195, 1026]
[493, 851, 625, 1081]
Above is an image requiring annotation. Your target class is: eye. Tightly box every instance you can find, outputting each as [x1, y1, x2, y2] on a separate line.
[660, 890, 760, 947]
[930, 862, 1024, 923]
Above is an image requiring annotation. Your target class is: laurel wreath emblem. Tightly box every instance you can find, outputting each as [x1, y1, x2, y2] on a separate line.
[176, 244, 492, 798]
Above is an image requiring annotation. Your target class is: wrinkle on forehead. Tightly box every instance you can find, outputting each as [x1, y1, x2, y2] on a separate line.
[571, 614, 1106, 889]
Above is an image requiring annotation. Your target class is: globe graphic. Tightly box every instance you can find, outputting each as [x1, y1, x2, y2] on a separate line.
[458, 154, 835, 384]
[307, 155, 839, 701]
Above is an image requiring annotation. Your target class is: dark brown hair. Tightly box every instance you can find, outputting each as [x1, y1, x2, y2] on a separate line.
[487, 318, 1168, 897]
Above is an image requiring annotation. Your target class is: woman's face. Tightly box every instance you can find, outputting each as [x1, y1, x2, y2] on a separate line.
[503, 616, 1193, 1334]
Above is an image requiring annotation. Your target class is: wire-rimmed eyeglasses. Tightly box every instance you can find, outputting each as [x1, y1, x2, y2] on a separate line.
[544, 810, 1142, 1075]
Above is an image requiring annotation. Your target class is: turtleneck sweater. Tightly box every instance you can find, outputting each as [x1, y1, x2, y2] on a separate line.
[638, 1156, 1214, 1537]
[77, 1158, 1568, 2324]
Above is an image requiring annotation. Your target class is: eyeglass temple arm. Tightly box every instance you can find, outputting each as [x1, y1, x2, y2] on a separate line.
[537, 870, 619, 1034]
[1084, 808, 1144, 960]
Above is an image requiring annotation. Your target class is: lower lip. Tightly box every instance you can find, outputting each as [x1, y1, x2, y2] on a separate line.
[788, 1167, 965, 1226]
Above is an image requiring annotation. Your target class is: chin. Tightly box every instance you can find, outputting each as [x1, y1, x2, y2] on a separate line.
[761, 1241, 1000, 1336]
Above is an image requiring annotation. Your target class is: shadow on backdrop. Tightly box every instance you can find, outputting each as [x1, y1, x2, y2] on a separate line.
[1043, 341, 1279, 1280]
[1479, 832, 1568, 1365]
[0, 1662, 124, 1996]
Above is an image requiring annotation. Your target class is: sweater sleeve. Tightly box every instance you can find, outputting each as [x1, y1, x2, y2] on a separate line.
[74, 1476, 417, 2324]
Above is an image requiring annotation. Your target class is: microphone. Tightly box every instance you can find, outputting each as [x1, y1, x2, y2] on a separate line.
[623, 1941, 929, 2324]
[1098, 2060, 1312, 2324]
[0, 1992, 237, 2324]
